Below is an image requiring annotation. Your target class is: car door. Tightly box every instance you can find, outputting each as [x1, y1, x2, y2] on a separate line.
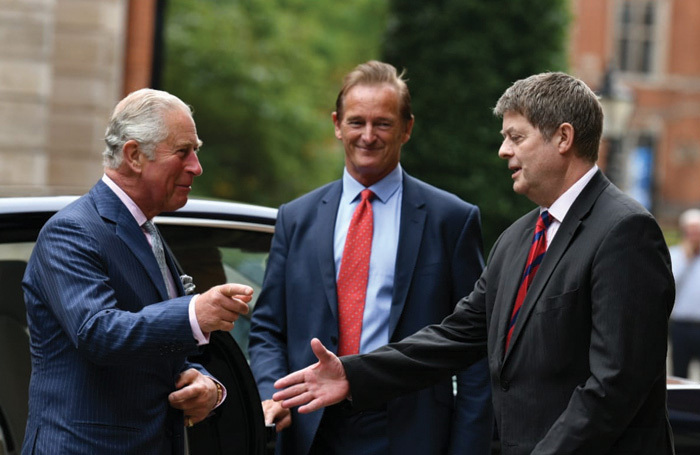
[0, 198, 277, 455]
[157, 213, 277, 455]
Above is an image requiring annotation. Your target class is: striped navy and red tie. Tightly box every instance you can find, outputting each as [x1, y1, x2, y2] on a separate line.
[505, 210, 553, 351]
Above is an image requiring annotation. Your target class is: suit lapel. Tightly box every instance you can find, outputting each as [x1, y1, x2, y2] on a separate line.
[316, 182, 343, 320]
[503, 171, 610, 358]
[390, 173, 427, 338]
[91, 181, 171, 301]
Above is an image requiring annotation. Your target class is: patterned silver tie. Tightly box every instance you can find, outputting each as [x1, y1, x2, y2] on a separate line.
[143, 220, 176, 298]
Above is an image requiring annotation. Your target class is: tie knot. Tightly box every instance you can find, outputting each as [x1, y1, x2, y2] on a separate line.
[538, 210, 553, 230]
[142, 220, 157, 235]
[360, 189, 374, 203]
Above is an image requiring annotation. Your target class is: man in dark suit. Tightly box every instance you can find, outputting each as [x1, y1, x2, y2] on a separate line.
[22, 89, 253, 454]
[273, 72, 676, 454]
[249, 61, 492, 455]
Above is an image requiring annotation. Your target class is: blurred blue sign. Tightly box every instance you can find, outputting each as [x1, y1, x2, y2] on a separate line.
[627, 145, 653, 210]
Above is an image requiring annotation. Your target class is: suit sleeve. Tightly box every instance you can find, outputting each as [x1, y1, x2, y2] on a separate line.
[533, 212, 674, 453]
[342, 271, 490, 410]
[249, 204, 291, 400]
[26, 216, 201, 365]
[449, 206, 494, 455]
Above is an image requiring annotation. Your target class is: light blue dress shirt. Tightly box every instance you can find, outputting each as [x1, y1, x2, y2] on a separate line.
[669, 245, 700, 322]
[334, 165, 402, 354]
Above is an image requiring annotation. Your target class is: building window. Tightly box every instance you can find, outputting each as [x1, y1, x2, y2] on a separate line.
[615, 0, 658, 74]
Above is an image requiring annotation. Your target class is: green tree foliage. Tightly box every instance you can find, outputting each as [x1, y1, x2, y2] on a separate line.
[162, 0, 388, 206]
[382, 0, 570, 250]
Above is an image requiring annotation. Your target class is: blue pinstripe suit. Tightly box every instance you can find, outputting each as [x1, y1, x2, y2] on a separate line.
[22, 180, 207, 454]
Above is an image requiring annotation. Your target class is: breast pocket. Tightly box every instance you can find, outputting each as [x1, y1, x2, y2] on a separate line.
[534, 287, 582, 315]
[529, 288, 591, 370]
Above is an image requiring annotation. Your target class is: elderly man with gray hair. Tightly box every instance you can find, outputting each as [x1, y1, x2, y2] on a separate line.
[669, 208, 700, 378]
[22, 88, 253, 454]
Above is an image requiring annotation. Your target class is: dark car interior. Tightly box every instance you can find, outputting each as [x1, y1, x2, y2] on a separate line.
[0, 209, 275, 455]
[0, 260, 30, 454]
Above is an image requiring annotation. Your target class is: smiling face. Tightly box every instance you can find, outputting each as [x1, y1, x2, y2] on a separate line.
[333, 83, 414, 187]
[137, 108, 203, 218]
[498, 111, 567, 207]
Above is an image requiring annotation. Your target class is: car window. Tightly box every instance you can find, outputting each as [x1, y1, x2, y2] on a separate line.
[159, 224, 272, 360]
[0, 224, 272, 361]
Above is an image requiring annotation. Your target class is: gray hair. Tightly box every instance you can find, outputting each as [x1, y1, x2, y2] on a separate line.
[103, 88, 194, 168]
[680, 208, 700, 228]
[493, 72, 603, 162]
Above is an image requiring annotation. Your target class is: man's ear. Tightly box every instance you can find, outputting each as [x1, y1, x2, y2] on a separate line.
[332, 111, 343, 141]
[123, 140, 143, 173]
[557, 122, 575, 155]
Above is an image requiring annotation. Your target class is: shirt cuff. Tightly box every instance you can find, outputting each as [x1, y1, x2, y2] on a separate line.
[188, 294, 210, 345]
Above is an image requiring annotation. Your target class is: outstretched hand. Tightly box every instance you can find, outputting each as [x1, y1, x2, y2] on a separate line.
[272, 338, 350, 414]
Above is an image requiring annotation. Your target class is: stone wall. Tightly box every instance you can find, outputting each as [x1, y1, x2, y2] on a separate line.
[0, 0, 127, 196]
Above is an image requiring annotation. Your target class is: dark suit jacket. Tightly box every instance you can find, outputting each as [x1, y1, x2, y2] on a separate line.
[22, 180, 207, 455]
[249, 170, 492, 455]
[342, 171, 676, 455]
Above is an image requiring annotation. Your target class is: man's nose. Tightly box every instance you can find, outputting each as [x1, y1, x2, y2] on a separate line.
[361, 124, 376, 142]
[498, 141, 511, 159]
[187, 151, 203, 176]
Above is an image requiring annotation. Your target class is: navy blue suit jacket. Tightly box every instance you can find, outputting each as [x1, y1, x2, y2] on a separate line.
[22, 181, 208, 455]
[250, 171, 492, 455]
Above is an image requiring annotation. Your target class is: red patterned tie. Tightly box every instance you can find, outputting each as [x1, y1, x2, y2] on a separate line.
[505, 210, 553, 351]
[337, 189, 374, 356]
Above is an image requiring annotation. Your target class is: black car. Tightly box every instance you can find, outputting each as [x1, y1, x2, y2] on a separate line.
[0, 196, 277, 455]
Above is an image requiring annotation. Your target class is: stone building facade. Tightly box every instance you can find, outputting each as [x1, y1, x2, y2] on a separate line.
[0, 0, 155, 196]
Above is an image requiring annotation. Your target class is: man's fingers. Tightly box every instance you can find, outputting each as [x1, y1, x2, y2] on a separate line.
[272, 380, 308, 401]
[219, 283, 253, 301]
[273, 368, 309, 391]
[174, 368, 198, 389]
[298, 398, 327, 415]
[275, 413, 292, 432]
[169, 387, 195, 407]
[261, 399, 292, 432]
[279, 391, 318, 411]
[196, 284, 254, 333]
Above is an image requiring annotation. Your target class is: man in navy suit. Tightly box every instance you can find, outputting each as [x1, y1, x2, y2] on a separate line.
[249, 61, 492, 455]
[22, 89, 253, 454]
[273, 72, 675, 454]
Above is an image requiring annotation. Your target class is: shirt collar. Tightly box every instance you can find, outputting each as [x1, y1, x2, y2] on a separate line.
[101, 174, 149, 227]
[341, 164, 403, 204]
[545, 165, 598, 222]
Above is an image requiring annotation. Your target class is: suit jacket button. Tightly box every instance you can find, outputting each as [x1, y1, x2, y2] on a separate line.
[330, 336, 338, 346]
[501, 380, 510, 391]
